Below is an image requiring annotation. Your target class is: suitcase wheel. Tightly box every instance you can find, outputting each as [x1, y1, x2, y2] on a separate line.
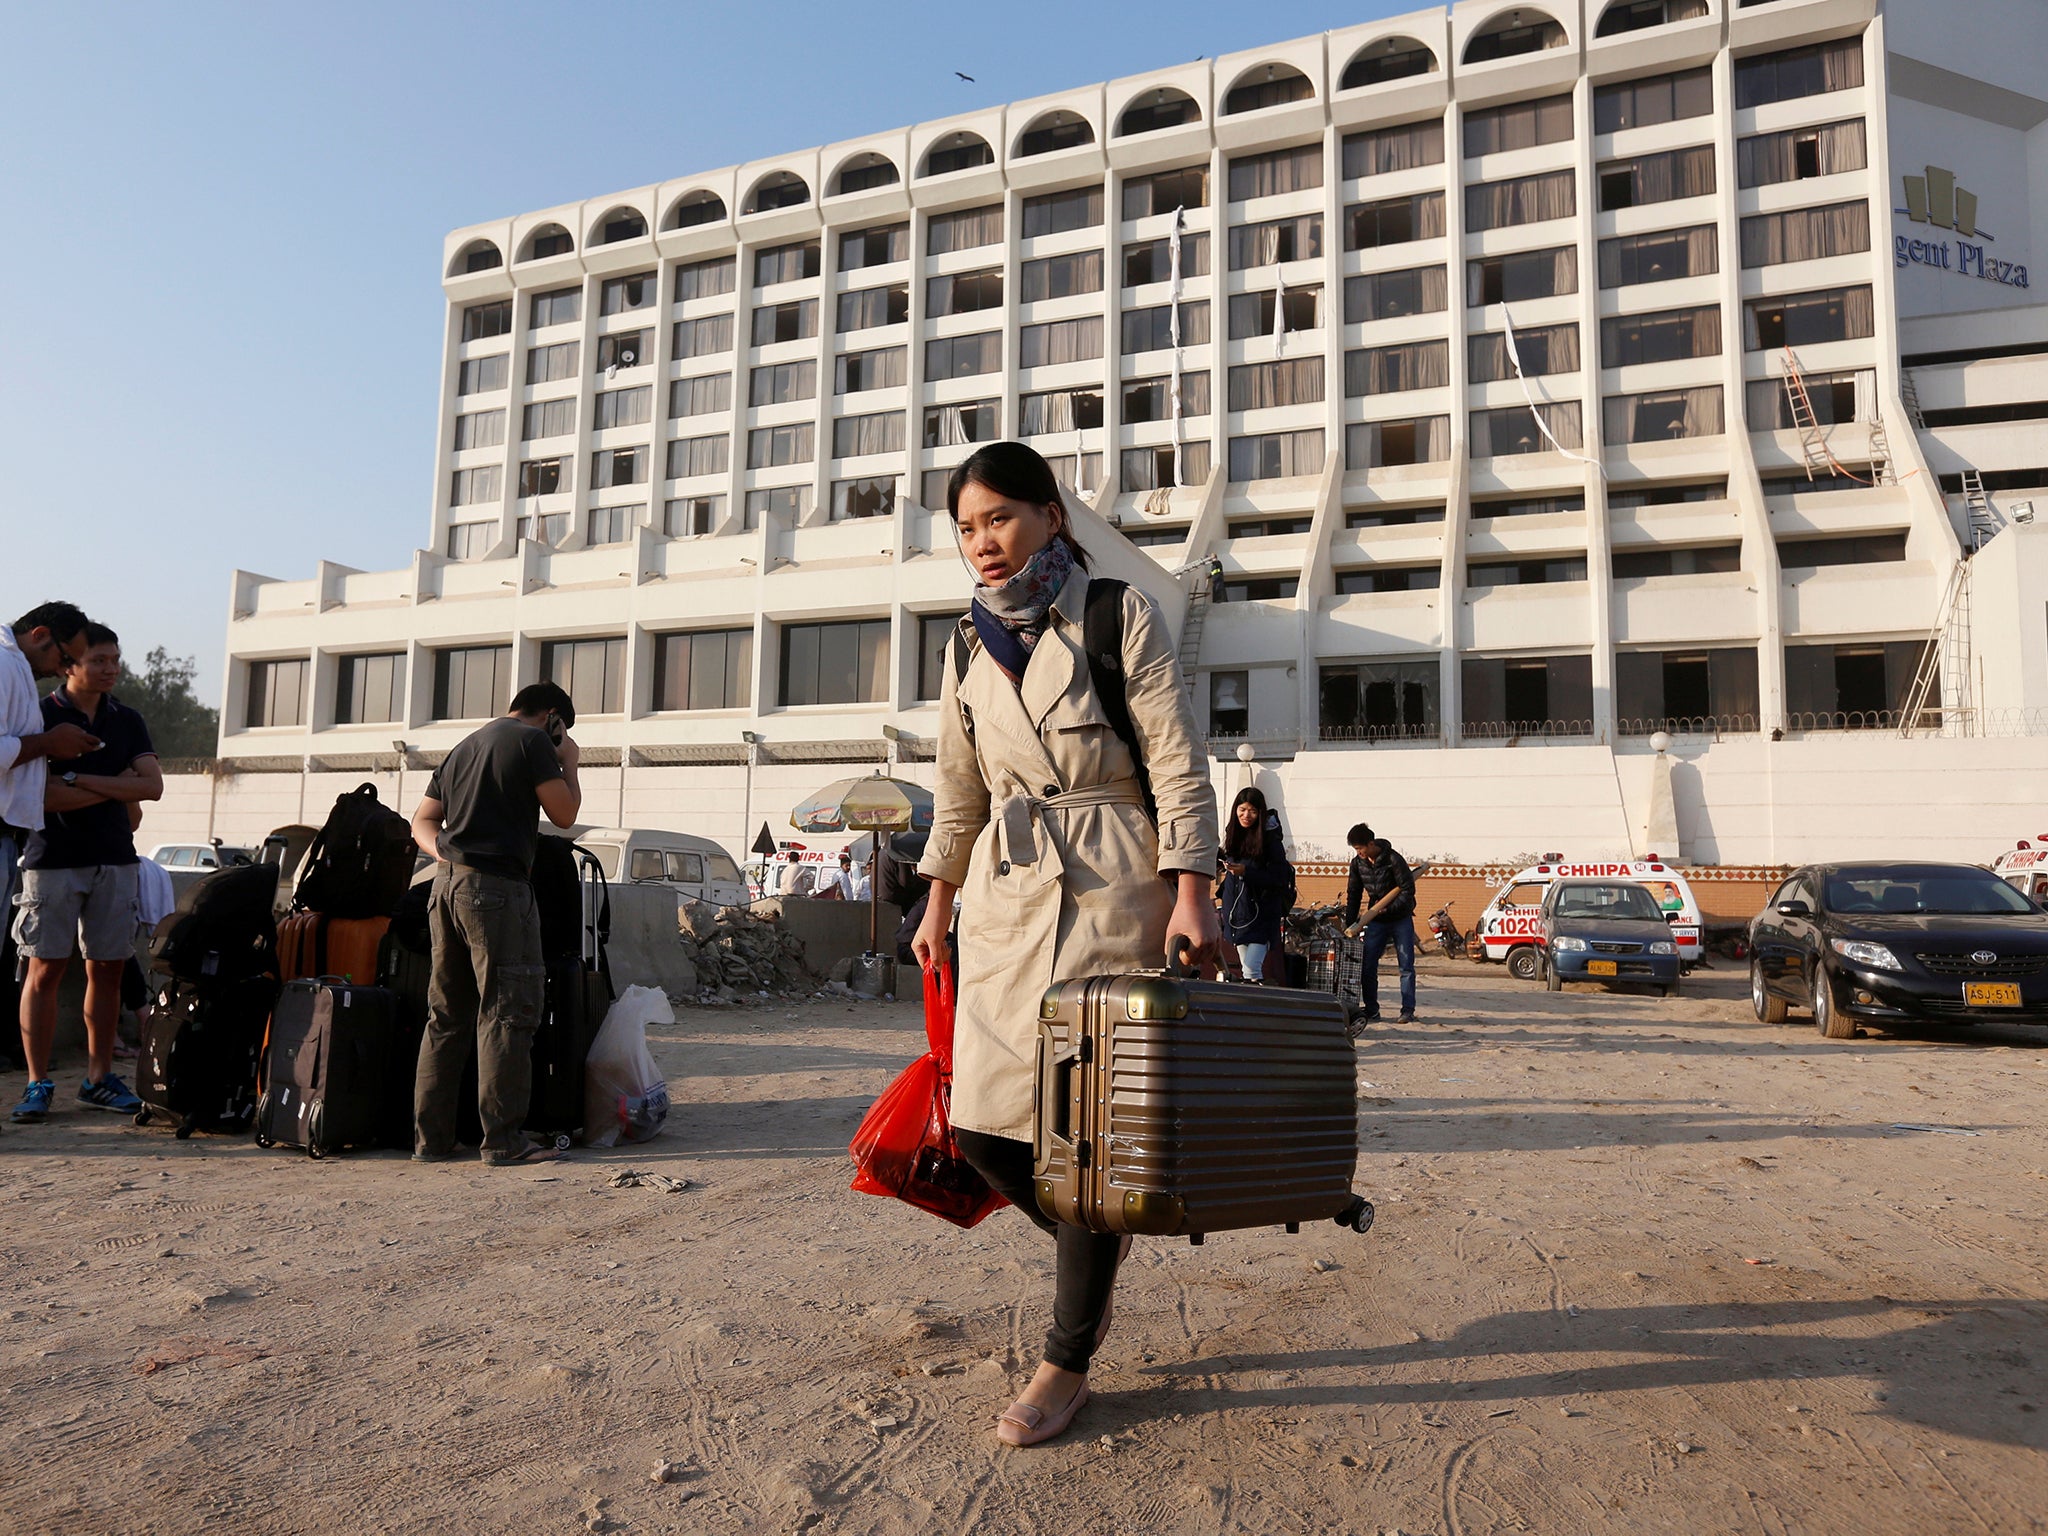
[306, 1103, 327, 1159]
[1335, 1195, 1376, 1235]
[253, 1092, 274, 1148]
[133, 1107, 151, 1128]
[174, 1121, 194, 1141]
[551, 1132, 572, 1152]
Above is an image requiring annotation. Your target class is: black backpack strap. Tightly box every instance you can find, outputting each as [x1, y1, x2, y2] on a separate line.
[949, 627, 976, 737]
[1082, 577, 1156, 823]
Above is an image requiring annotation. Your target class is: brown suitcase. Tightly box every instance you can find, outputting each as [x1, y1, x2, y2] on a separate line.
[1033, 951, 1373, 1243]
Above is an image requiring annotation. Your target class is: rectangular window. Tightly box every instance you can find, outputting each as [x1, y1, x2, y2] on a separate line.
[431, 645, 511, 721]
[1465, 170, 1577, 232]
[1344, 416, 1451, 467]
[1120, 299, 1211, 353]
[652, 628, 753, 712]
[744, 486, 808, 527]
[753, 241, 821, 287]
[1022, 186, 1104, 238]
[1019, 315, 1102, 369]
[1469, 401, 1583, 456]
[1020, 250, 1103, 302]
[1218, 576, 1300, 603]
[780, 619, 890, 706]
[1611, 544, 1743, 578]
[1341, 120, 1445, 179]
[746, 360, 816, 408]
[244, 658, 307, 730]
[461, 300, 512, 342]
[1599, 146, 1716, 212]
[445, 521, 493, 560]
[673, 313, 735, 359]
[664, 495, 725, 536]
[1210, 671, 1249, 736]
[590, 446, 646, 489]
[1784, 640, 1923, 727]
[1746, 368, 1872, 428]
[832, 411, 904, 458]
[1742, 286, 1875, 350]
[751, 299, 819, 347]
[595, 330, 647, 370]
[666, 435, 729, 479]
[1120, 440, 1212, 490]
[1344, 266, 1450, 323]
[1042, 452, 1104, 494]
[453, 409, 506, 451]
[1226, 284, 1323, 339]
[514, 512, 570, 548]
[1615, 646, 1759, 733]
[599, 271, 657, 315]
[1463, 94, 1574, 157]
[1734, 37, 1865, 111]
[1467, 323, 1579, 383]
[1466, 246, 1578, 306]
[1598, 224, 1718, 288]
[926, 205, 1003, 255]
[1227, 144, 1324, 201]
[1345, 505, 1446, 529]
[922, 400, 999, 448]
[521, 398, 576, 441]
[526, 341, 578, 385]
[1472, 493, 1585, 519]
[1599, 305, 1722, 367]
[1334, 565, 1439, 595]
[457, 354, 508, 395]
[830, 475, 897, 520]
[1015, 387, 1103, 436]
[836, 284, 909, 332]
[747, 423, 814, 469]
[529, 286, 581, 328]
[1738, 119, 1867, 188]
[1228, 214, 1321, 270]
[541, 636, 626, 717]
[1227, 357, 1324, 412]
[334, 652, 404, 726]
[925, 331, 1002, 380]
[1777, 533, 1908, 570]
[1461, 653, 1594, 736]
[1345, 339, 1451, 395]
[450, 464, 501, 505]
[838, 224, 909, 271]
[1319, 659, 1439, 742]
[1121, 165, 1209, 220]
[915, 613, 967, 701]
[670, 373, 734, 418]
[1592, 67, 1714, 134]
[674, 255, 736, 301]
[588, 504, 637, 544]
[1606, 479, 1727, 509]
[1122, 373, 1211, 423]
[1228, 429, 1324, 481]
[1229, 515, 1314, 539]
[1739, 200, 1870, 268]
[926, 269, 1003, 316]
[517, 457, 568, 496]
[593, 386, 651, 430]
[1604, 385, 1725, 443]
[835, 346, 906, 394]
[1344, 192, 1446, 251]
[1121, 232, 1209, 287]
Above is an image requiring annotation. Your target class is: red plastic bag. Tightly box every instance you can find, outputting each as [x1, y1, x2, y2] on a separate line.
[848, 965, 1007, 1228]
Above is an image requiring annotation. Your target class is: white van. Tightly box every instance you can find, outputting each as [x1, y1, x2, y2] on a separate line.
[1475, 859, 1705, 979]
[560, 827, 749, 908]
[1990, 837, 2048, 903]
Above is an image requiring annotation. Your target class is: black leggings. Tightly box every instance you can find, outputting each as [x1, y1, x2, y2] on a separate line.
[955, 1128, 1125, 1374]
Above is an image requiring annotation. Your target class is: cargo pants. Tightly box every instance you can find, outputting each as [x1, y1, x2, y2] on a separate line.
[413, 864, 545, 1158]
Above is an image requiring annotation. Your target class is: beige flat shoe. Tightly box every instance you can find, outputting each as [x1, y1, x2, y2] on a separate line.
[995, 1381, 1090, 1447]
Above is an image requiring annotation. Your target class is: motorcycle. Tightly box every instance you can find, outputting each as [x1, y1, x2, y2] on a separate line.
[1427, 900, 1467, 960]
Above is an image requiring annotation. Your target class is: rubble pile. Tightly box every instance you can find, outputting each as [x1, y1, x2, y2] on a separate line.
[676, 900, 817, 1003]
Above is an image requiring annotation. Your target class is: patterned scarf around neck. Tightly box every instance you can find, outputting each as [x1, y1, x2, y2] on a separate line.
[970, 537, 1074, 680]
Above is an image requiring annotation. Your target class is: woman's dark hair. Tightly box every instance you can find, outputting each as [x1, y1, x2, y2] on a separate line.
[945, 441, 1089, 570]
[1224, 786, 1270, 863]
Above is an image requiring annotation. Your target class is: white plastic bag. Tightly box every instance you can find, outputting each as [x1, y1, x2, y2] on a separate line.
[584, 984, 673, 1148]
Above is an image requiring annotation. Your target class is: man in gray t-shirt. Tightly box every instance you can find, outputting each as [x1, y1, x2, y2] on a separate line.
[407, 682, 582, 1165]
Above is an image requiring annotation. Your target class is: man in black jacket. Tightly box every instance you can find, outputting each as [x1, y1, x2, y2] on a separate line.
[1342, 823, 1417, 1025]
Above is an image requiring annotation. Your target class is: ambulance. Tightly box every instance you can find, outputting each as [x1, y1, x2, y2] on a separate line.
[1474, 858, 1705, 980]
[1990, 836, 2048, 903]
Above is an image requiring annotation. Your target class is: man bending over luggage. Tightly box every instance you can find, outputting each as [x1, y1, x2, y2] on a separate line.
[407, 681, 581, 1165]
[1343, 824, 1418, 1028]
[12, 623, 161, 1122]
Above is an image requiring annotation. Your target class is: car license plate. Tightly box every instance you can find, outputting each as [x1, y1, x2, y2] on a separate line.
[1964, 981, 2021, 1007]
[1587, 960, 1618, 976]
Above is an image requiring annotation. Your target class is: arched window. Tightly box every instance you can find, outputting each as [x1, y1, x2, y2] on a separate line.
[448, 239, 503, 277]
[1595, 0, 1709, 36]
[743, 171, 810, 215]
[519, 223, 574, 262]
[922, 131, 995, 177]
[666, 190, 726, 230]
[1222, 63, 1315, 116]
[1340, 36, 1439, 90]
[1016, 110, 1095, 158]
[593, 207, 647, 245]
[1464, 10, 1570, 64]
[1117, 87, 1201, 136]
[832, 152, 900, 196]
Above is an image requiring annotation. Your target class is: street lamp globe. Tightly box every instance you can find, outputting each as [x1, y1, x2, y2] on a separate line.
[1649, 730, 1672, 754]
[1235, 742, 1256, 764]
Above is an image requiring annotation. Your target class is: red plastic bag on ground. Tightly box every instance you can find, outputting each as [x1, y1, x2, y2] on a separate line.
[848, 965, 1006, 1228]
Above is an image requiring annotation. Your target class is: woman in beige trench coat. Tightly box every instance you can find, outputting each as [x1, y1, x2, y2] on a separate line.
[913, 441, 1222, 1447]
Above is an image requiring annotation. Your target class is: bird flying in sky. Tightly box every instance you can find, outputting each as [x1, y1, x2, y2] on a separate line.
[955, 71, 975, 82]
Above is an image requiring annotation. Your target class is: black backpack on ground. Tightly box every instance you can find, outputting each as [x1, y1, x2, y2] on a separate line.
[293, 783, 416, 919]
[135, 972, 280, 1137]
[149, 862, 280, 984]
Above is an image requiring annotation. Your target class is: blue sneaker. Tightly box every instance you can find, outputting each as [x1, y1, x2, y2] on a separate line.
[77, 1074, 142, 1114]
[11, 1079, 56, 1122]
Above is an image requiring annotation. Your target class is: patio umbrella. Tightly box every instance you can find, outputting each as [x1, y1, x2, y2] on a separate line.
[790, 773, 935, 956]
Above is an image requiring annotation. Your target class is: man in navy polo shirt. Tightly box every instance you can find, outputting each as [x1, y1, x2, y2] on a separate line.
[11, 622, 162, 1123]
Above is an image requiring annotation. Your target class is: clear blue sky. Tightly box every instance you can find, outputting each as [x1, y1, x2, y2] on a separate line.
[0, 0, 1410, 704]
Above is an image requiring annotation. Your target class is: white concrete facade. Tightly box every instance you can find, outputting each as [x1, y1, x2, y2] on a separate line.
[210, 0, 2048, 868]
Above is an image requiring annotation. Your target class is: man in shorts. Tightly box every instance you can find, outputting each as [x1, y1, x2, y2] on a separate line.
[12, 622, 162, 1122]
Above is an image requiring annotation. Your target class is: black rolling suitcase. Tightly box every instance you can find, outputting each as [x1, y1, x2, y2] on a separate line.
[525, 837, 614, 1146]
[136, 973, 280, 1137]
[254, 977, 399, 1157]
[378, 916, 432, 1147]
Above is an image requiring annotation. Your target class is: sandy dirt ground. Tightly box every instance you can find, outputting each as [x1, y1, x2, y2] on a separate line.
[4, 954, 2046, 1536]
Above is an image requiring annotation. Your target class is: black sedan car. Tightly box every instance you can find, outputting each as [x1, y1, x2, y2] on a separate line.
[1538, 879, 1683, 995]
[1748, 862, 2048, 1038]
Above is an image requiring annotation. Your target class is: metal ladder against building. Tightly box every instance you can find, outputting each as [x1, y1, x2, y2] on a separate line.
[1866, 414, 1894, 487]
[1961, 467, 2001, 550]
[1177, 581, 1211, 687]
[1900, 367, 1927, 430]
[1901, 557, 1972, 736]
[1780, 349, 1832, 481]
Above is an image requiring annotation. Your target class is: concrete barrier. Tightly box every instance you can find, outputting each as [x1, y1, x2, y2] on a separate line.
[601, 883, 699, 998]
[778, 898, 900, 976]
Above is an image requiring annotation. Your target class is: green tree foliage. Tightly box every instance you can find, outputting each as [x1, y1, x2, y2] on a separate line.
[118, 647, 219, 761]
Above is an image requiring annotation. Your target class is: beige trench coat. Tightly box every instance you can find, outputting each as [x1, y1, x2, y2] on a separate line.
[917, 568, 1220, 1141]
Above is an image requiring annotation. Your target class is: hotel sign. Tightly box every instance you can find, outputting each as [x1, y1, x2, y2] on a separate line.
[1893, 163, 2029, 289]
